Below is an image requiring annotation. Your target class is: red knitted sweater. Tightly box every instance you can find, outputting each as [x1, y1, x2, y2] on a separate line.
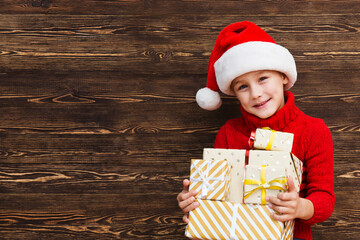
[214, 91, 335, 240]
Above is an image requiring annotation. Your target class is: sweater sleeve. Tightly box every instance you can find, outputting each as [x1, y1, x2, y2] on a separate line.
[214, 124, 228, 148]
[300, 120, 335, 225]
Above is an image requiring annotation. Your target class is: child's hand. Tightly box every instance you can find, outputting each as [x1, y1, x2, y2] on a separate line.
[177, 179, 199, 223]
[266, 176, 302, 222]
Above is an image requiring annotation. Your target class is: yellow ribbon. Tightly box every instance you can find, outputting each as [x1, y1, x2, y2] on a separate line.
[244, 165, 288, 204]
[262, 127, 277, 150]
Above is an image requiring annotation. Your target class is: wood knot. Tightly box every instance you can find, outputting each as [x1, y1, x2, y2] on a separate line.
[143, 49, 173, 62]
[132, 127, 159, 134]
[27, 0, 52, 8]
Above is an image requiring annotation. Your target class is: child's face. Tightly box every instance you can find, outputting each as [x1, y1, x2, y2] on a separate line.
[231, 70, 289, 119]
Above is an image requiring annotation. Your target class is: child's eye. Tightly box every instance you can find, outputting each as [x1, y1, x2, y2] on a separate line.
[259, 76, 268, 81]
[238, 85, 247, 90]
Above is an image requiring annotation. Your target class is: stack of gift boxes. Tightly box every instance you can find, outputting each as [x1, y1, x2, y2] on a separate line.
[185, 128, 303, 240]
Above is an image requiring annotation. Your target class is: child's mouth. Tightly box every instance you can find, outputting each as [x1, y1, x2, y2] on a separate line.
[254, 99, 271, 108]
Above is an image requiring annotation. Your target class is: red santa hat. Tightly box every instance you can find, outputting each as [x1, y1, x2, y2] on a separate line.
[196, 21, 297, 110]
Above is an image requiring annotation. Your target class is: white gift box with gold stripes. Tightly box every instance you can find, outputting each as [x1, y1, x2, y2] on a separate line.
[203, 148, 246, 203]
[185, 199, 294, 240]
[253, 128, 294, 152]
[189, 159, 231, 201]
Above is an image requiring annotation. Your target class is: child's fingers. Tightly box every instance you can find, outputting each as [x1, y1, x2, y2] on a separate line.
[268, 204, 293, 215]
[277, 191, 298, 201]
[177, 190, 197, 202]
[182, 200, 199, 213]
[266, 196, 284, 206]
[266, 193, 297, 206]
[267, 196, 297, 211]
[183, 179, 190, 190]
[286, 176, 297, 193]
[270, 212, 293, 222]
[183, 213, 190, 223]
[178, 196, 195, 210]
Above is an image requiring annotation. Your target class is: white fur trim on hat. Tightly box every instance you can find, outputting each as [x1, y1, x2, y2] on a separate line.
[214, 41, 297, 95]
[196, 87, 222, 111]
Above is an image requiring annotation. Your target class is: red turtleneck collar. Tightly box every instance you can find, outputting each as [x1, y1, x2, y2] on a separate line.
[240, 91, 301, 132]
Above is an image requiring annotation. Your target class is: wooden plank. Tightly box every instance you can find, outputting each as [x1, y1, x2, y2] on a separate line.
[1, 47, 359, 72]
[0, 0, 359, 15]
[0, 212, 359, 240]
[0, 132, 357, 182]
[0, 71, 359, 98]
[0, 193, 184, 238]
[0, 15, 359, 72]
[0, 97, 357, 131]
[0, 192, 358, 239]
[1, 14, 359, 40]
[0, 149, 357, 192]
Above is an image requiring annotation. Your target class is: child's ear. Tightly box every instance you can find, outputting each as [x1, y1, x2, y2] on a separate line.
[282, 73, 289, 85]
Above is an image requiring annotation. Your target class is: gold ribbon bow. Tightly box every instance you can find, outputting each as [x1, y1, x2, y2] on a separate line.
[244, 165, 288, 204]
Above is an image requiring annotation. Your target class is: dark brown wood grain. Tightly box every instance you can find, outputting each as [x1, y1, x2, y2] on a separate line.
[1, 14, 360, 73]
[0, 0, 359, 15]
[0, 1, 359, 239]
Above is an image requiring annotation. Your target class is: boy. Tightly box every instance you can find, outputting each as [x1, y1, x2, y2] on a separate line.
[177, 21, 335, 240]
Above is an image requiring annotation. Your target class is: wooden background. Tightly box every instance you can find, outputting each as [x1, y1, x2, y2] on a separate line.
[0, 1, 359, 239]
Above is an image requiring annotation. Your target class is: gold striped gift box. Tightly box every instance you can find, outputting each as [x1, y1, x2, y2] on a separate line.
[185, 199, 294, 240]
[189, 159, 231, 201]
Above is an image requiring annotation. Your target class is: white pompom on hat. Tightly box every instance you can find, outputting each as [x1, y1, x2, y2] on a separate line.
[196, 21, 297, 110]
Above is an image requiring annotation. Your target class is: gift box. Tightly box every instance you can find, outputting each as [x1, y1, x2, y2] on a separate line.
[253, 128, 294, 152]
[244, 165, 288, 204]
[189, 159, 231, 200]
[185, 199, 294, 240]
[248, 150, 303, 192]
[203, 148, 246, 203]
[202, 148, 303, 201]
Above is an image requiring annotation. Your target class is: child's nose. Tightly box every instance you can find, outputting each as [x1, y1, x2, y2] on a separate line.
[250, 85, 263, 98]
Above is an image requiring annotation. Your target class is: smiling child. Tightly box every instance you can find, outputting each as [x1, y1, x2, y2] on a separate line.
[177, 21, 335, 240]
